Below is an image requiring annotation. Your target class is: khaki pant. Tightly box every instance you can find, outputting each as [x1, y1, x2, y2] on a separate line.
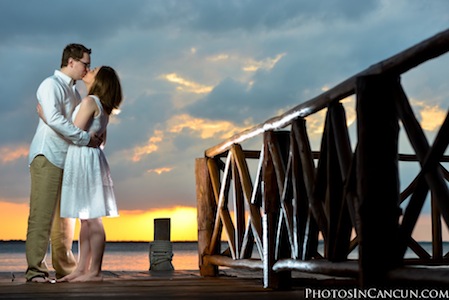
[25, 155, 76, 280]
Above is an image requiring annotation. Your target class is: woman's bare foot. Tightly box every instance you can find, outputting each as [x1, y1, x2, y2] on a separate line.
[71, 272, 103, 282]
[57, 270, 85, 282]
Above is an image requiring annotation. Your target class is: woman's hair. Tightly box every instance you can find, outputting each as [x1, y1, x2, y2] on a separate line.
[61, 43, 91, 68]
[88, 66, 123, 115]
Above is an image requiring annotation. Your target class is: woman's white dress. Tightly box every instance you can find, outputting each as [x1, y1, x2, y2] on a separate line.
[60, 95, 119, 219]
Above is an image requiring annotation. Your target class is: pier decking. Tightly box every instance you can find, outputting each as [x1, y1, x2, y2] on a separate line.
[2, 267, 449, 299]
[0, 270, 331, 299]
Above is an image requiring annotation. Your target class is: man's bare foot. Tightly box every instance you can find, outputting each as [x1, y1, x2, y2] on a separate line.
[71, 272, 103, 282]
[57, 270, 85, 282]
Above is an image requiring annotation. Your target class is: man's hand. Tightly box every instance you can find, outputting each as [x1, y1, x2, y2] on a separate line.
[37, 103, 47, 123]
[87, 133, 103, 148]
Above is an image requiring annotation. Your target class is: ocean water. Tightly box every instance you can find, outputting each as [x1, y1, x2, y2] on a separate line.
[1, 241, 447, 272]
[0, 241, 202, 272]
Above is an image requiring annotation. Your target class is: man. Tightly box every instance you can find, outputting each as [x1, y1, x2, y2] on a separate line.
[26, 43, 100, 282]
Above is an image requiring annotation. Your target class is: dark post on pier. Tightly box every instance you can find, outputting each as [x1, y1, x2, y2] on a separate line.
[195, 28, 449, 289]
[149, 218, 174, 271]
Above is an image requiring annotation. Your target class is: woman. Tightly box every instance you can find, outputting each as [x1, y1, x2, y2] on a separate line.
[58, 66, 123, 282]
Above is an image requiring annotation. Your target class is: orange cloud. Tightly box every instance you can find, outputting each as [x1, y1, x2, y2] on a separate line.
[207, 53, 229, 62]
[147, 167, 173, 175]
[132, 130, 164, 162]
[0, 145, 29, 163]
[243, 53, 286, 72]
[164, 73, 213, 94]
[411, 99, 446, 132]
[167, 114, 250, 139]
[127, 114, 251, 162]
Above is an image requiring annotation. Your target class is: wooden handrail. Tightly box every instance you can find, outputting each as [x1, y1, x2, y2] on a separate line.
[205, 28, 449, 158]
[197, 28, 449, 288]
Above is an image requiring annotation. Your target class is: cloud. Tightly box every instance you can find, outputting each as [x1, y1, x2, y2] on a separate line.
[1, 0, 449, 218]
[132, 130, 165, 162]
[243, 53, 286, 72]
[411, 99, 447, 132]
[184, 0, 379, 33]
[147, 167, 173, 175]
[163, 73, 213, 94]
[0, 145, 29, 164]
[167, 113, 249, 139]
[0, 0, 144, 43]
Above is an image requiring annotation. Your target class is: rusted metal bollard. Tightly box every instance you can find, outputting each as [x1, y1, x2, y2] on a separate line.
[149, 218, 174, 271]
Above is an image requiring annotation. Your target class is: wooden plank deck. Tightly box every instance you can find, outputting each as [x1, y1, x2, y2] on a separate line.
[0, 270, 326, 299]
[2, 267, 448, 299]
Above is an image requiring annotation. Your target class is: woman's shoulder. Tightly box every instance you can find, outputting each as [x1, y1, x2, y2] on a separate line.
[80, 96, 101, 115]
[80, 95, 99, 107]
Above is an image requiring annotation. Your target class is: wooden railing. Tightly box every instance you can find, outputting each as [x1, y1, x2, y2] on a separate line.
[195, 28, 449, 288]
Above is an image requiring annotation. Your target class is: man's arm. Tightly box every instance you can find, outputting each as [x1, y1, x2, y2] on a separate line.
[37, 101, 102, 147]
[37, 78, 90, 146]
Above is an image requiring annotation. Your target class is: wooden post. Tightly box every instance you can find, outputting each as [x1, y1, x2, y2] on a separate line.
[149, 218, 174, 271]
[262, 131, 279, 289]
[328, 103, 353, 261]
[262, 131, 291, 289]
[292, 119, 320, 260]
[431, 194, 443, 260]
[356, 74, 402, 287]
[325, 106, 346, 261]
[154, 218, 171, 240]
[231, 150, 245, 259]
[196, 158, 218, 276]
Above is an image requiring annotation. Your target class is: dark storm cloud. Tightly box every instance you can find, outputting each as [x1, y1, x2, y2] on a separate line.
[0, 0, 448, 212]
[104, 91, 175, 153]
[0, 0, 142, 42]
[185, 0, 379, 33]
[187, 78, 249, 122]
[0, 0, 380, 43]
[183, 1, 449, 126]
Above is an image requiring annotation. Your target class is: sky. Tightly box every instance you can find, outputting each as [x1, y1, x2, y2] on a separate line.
[0, 0, 449, 242]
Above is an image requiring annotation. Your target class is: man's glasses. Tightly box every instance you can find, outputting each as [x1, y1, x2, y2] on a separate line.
[75, 59, 90, 69]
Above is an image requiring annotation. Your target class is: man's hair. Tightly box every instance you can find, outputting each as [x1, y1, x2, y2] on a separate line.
[60, 44, 91, 68]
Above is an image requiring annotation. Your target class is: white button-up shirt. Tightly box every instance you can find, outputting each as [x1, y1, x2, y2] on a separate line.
[28, 70, 90, 169]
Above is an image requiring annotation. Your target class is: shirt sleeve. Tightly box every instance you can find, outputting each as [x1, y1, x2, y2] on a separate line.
[37, 78, 90, 146]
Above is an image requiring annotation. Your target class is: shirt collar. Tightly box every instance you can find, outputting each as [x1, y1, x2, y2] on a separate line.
[54, 70, 75, 87]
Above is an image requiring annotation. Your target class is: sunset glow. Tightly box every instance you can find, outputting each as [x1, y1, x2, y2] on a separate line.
[1, 200, 447, 243]
[0, 201, 198, 242]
